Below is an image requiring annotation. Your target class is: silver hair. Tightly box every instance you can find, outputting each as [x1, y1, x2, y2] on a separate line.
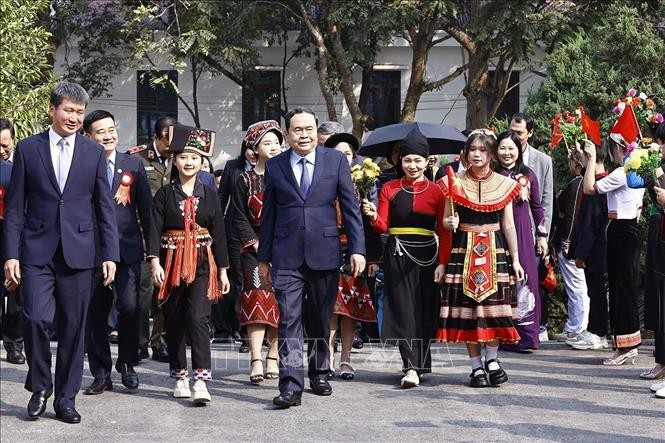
[317, 121, 344, 135]
[50, 81, 89, 107]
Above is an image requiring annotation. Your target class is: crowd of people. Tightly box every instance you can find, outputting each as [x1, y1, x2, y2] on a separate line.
[1, 81, 664, 424]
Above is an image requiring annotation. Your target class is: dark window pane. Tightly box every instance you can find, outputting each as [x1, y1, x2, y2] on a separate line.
[488, 71, 520, 121]
[365, 71, 401, 131]
[242, 71, 281, 130]
[137, 70, 178, 146]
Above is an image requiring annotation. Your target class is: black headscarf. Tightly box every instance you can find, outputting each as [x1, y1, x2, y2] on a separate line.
[398, 127, 429, 159]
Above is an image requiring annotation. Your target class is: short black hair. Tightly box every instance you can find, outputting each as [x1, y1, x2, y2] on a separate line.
[154, 116, 177, 139]
[597, 139, 610, 163]
[0, 118, 15, 139]
[214, 169, 223, 178]
[50, 81, 89, 107]
[83, 110, 115, 134]
[654, 122, 665, 144]
[511, 112, 534, 133]
[284, 108, 317, 131]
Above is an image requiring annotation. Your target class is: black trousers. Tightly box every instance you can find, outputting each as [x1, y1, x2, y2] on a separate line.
[1, 285, 24, 352]
[162, 271, 212, 379]
[381, 237, 438, 374]
[137, 261, 152, 351]
[210, 242, 240, 337]
[86, 263, 140, 378]
[585, 271, 608, 338]
[22, 245, 93, 410]
[607, 219, 641, 349]
[273, 265, 338, 394]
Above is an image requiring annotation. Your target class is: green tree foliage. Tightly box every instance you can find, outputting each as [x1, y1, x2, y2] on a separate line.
[526, 1, 665, 190]
[0, 0, 55, 139]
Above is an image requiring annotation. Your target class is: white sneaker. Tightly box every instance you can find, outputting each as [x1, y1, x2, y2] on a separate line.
[538, 327, 550, 342]
[656, 387, 665, 399]
[553, 331, 578, 342]
[191, 380, 211, 404]
[173, 377, 191, 398]
[400, 371, 420, 389]
[649, 379, 665, 393]
[565, 330, 589, 346]
[571, 331, 607, 350]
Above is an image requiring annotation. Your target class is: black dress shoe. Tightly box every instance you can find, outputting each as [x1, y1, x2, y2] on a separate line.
[238, 341, 250, 353]
[84, 377, 113, 395]
[116, 363, 139, 390]
[272, 391, 302, 409]
[27, 386, 53, 418]
[352, 336, 364, 349]
[55, 407, 81, 424]
[138, 346, 150, 361]
[485, 359, 508, 386]
[151, 346, 170, 363]
[309, 377, 333, 396]
[469, 368, 489, 388]
[7, 349, 26, 364]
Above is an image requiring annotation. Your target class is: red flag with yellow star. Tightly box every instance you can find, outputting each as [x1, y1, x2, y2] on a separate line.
[447, 165, 467, 200]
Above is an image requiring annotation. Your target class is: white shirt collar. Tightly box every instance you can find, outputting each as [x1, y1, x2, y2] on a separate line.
[48, 127, 77, 150]
[289, 148, 316, 167]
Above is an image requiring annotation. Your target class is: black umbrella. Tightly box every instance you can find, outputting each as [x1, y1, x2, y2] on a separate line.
[358, 121, 466, 157]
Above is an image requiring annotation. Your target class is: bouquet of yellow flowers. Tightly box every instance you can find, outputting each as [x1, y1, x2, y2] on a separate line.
[624, 139, 662, 181]
[351, 158, 382, 199]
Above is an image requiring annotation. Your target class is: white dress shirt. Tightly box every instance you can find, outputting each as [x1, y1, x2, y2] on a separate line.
[595, 167, 644, 219]
[48, 127, 77, 190]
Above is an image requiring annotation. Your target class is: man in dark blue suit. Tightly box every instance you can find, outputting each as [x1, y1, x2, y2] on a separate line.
[2, 82, 119, 424]
[258, 108, 366, 408]
[82, 110, 152, 395]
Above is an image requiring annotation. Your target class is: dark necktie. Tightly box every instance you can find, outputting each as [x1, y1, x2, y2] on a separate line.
[299, 157, 311, 197]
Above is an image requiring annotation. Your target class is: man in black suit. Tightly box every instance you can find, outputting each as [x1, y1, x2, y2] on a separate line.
[82, 110, 152, 394]
[3, 81, 119, 423]
[0, 119, 25, 365]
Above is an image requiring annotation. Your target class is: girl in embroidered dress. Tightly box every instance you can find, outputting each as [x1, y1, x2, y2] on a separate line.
[436, 129, 525, 388]
[324, 133, 382, 380]
[148, 124, 230, 404]
[362, 128, 451, 389]
[231, 120, 283, 384]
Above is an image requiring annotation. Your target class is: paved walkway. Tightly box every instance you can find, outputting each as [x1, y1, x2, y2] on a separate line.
[0, 341, 663, 442]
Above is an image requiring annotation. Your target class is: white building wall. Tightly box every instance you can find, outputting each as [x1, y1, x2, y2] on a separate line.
[54, 37, 543, 168]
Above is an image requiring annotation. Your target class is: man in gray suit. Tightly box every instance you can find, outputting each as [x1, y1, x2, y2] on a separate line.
[510, 112, 554, 340]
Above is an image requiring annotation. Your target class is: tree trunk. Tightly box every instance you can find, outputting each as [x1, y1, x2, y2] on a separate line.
[464, 51, 490, 129]
[401, 37, 428, 121]
[326, 11, 364, 140]
[316, 49, 338, 121]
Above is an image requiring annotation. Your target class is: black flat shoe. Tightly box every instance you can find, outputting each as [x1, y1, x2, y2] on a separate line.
[352, 336, 364, 349]
[55, 407, 81, 424]
[469, 368, 489, 388]
[116, 363, 139, 390]
[485, 359, 508, 386]
[272, 391, 302, 409]
[6, 349, 25, 364]
[138, 346, 150, 361]
[27, 386, 53, 418]
[238, 341, 250, 353]
[309, 377, 332, 396]
[151, 346, 170, 363]
[84, 377, 113, 395]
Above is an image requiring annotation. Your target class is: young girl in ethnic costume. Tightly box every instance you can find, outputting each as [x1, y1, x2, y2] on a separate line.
[148, 124, 230, 404]
[231, 120, 282, 384]
[324, 133, 382, 380]
[626, 123, 665, 393]
[578, 136, 644, 366]
[437, 130, 525, 388]
[362, 128, 451, 389]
